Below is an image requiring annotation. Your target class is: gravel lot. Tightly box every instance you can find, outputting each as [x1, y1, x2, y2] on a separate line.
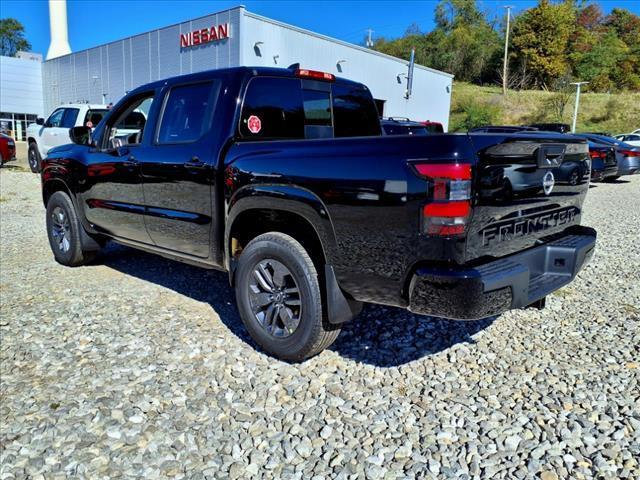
[1, 166, 639, 479]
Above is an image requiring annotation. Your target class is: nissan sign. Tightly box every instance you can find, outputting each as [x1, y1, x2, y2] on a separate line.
[180, 23, 229, 48]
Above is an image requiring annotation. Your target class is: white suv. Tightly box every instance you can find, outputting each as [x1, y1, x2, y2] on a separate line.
[27, 104, 109, 172]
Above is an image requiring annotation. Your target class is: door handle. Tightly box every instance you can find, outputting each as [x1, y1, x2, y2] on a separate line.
[123, 155, 138, 167]
[185, 156, 206, 169]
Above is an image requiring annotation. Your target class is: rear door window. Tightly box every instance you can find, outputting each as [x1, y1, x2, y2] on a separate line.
[61, 108, 79, 128]
[240, 77, 304, 140]
[84, 109, 109, 128]
[157, 81, 219, 144]
[332, 83, 381, 137]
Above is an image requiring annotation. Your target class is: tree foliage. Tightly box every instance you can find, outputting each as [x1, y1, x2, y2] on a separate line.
[0, 18, 31, 57]
[374, 0, 502, 84]
[372, 0, 640, 92]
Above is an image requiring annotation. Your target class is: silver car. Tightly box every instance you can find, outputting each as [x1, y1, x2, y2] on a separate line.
[576, 134, 640, 179]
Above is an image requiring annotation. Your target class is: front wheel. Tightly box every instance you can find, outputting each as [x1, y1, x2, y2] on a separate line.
[28, 142, 42, 173]
[46, 191, 97, 266]
[234, 232, 341, 361]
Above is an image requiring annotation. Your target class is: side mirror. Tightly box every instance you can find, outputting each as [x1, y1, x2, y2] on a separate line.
[69, 126, 92, 146]
[36, 117, 44, 126]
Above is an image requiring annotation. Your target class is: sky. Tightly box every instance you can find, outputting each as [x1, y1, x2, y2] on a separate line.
[1, 0, 640, 57]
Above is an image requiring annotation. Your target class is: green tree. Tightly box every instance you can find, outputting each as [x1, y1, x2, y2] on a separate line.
[0, 18, 31, 57]
[511, 0, 576, 88]
[374, 0, 501, 84]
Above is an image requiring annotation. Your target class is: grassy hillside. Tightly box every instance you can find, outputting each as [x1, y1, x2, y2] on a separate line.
[449, 82, 640, 134]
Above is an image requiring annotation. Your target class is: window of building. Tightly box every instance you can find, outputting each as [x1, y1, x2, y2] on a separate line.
[240, 77, 304, 140]
[157, 81, 219, 144]
[332, 84, 381, 138]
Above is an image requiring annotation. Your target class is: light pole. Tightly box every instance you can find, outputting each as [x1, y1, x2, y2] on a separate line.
[570, 81, 589, 133]
[502, 5, 513, 95]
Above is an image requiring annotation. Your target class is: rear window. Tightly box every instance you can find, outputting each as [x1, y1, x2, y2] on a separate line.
[84, 109, 108, 128]
[239, 76, 381, 140]
[332, 83, 381, 137]
[240, 77, 304, 140]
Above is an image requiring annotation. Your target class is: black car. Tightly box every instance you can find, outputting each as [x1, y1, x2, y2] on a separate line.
[381, 117, 429, 136]
[40, 66, 596, 360]
[527, 123, 571, 134]
[469, 125, 538, 134]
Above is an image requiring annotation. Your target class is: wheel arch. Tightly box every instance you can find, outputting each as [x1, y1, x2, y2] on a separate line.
[42, 177, 72, 207]
[225, 184, 338, 273]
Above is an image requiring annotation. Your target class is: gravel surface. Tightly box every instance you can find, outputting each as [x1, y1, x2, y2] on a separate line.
[1, 168, 639, 479]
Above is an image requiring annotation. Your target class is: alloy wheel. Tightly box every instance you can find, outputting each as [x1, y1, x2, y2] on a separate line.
[248, 259, 302, 338]
[29, 149, 38, 171]
[50, 206, 71, 253]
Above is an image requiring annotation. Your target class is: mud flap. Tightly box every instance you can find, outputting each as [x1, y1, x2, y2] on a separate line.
[324, 265, 362, 324]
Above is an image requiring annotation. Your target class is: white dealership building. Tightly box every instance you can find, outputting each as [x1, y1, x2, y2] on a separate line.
[41, 5, 453, 129]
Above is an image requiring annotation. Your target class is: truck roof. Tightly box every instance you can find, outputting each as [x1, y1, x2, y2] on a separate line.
[129, 66, 367, 94]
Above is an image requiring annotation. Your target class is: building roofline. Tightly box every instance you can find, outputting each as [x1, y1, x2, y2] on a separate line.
[43, 5, 247, 63]
[43, 4, 455, 81]
[243, 10, 454, 79]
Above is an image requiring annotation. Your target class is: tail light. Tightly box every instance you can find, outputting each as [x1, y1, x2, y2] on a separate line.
[619, 149, 640, 157]
[589, 150, 606, 159]
[295, 69, 335, 81]
[412, 163, 472, 236]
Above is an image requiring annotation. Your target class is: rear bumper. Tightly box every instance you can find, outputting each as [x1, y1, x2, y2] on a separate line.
[408, 227, 596, 320]
[618, 157, 640, 176]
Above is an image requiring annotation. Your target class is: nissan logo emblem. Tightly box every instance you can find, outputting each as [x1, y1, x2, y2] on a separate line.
[543, 171, 555, 196]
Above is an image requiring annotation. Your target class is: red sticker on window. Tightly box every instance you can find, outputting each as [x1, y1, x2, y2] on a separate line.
[247, 115, 262, 134]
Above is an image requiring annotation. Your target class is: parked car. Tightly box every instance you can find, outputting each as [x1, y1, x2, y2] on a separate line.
[614, 133, 640, 147]
[0, 133, 16, 166]
[40, 66, 596, 361]
[586, 142, 618, 182]
[526, 123, 571, 133]
[421, 120, 444, 133]
[469, 125, 538, 134]
[26, 103, 109, 173]
[575, 133, 640, 179]
[381, 117, 429, 136]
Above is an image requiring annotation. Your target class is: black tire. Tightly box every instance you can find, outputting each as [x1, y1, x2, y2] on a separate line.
[28, 142, 42, 173]
[46, 191, 97, 266]
[234, 232, 341, 361]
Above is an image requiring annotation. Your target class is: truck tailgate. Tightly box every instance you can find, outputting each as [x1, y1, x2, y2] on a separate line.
[465, 133, 591, 262]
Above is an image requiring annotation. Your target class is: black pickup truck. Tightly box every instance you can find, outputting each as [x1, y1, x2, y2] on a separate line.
[41, 66, 596, 360]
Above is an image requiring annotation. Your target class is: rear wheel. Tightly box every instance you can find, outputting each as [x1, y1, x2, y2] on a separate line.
[46, 191, 97, 266]
[28, 142, 41, 173]
[234, 232, 341, 361]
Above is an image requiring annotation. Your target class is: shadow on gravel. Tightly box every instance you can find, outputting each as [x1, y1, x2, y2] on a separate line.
[98, 243, 495, 367]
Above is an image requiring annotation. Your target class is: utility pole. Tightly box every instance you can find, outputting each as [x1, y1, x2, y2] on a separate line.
[570, 81, 589, 133]
[366, 28, 374, 48]
[502, 5, 513, 95]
